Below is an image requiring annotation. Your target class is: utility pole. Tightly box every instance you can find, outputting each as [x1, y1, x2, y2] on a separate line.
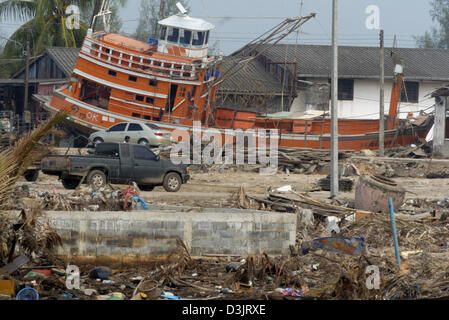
[379, 30, 385, 157]
[330, 0, 339, 198]
[23, 34, 30, 115]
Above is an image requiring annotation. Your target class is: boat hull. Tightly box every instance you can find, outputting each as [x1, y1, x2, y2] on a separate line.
[44, 90, 429, 152]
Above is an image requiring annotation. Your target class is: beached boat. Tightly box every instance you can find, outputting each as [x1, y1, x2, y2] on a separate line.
[43, 3, 431, 151]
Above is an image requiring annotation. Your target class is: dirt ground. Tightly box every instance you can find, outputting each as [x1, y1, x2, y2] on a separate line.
[19, 171, 449, 208]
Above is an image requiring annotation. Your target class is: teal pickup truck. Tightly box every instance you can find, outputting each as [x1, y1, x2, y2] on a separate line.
[40, 143, 190, 192]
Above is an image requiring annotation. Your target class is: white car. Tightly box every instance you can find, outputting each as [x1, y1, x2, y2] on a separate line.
[89, 122, 172, 147]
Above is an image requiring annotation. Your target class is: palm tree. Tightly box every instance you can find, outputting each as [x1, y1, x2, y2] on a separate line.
[0, 0, 127, 60]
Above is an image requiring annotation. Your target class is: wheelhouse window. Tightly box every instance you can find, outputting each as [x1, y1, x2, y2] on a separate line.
[167, 27, 180, 43]
[401, 82, 419, 103]
[205, 31, 210, 45]
[180, 29, 192, 45]
[149, 80, 157, 87]
[108, 70, 117, 76]
[338, 79, 354, 101]
[128, 76, 137, 82]
[135, 95, 144, 102]
[192, 31, 205, 46]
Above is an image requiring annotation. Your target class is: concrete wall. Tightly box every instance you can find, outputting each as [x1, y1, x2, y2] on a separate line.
[44, 210, 296, 263]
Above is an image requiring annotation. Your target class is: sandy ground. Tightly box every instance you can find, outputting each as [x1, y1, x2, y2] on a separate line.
[16, 170, 449, 208]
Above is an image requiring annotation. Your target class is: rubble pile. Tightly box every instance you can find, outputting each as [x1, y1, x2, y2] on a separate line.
[7, 184, 149, 212]
[158, 145, 353, 174]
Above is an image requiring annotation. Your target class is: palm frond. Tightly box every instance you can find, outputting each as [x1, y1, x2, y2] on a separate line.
[0, 0, 37, 22]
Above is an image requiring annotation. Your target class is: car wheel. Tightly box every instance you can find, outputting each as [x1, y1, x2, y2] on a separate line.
[138, 185, 154, 191]
[94, 137, 104, 145]
[163, 172, 182, 192]
[61, 177, 81, 190]
[138, 138, 149, 146]
[87, 170, 107, 190]
[24, 170, 39, 182]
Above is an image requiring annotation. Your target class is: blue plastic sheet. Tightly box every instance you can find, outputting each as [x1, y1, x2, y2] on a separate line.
[301, 236, 366, 256]
[133, 197, 149, 210]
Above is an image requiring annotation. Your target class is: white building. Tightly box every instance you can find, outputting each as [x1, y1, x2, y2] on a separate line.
[236, 44, 449, 119]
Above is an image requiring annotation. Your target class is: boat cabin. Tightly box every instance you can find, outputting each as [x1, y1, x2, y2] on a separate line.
[156, 13, 214, 59]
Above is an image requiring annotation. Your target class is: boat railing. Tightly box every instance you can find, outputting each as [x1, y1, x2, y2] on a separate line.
[80, 38, 200, 81]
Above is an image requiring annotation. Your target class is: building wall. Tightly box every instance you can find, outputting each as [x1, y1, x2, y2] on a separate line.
[299, 78, 444, 120]
[338, 79, 444, 120]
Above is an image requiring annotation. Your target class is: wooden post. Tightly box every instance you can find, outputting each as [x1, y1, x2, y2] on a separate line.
[433, 97, 447, 158]
[23, 36, 30, 114]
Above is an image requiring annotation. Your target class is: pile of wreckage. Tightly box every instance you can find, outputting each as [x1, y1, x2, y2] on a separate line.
[157, 144, 353, 175]
[7, 183, 150, 212]
[1, 171, 447, 300]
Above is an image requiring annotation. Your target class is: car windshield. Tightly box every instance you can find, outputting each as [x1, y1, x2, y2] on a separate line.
[145, 123, 160, 130]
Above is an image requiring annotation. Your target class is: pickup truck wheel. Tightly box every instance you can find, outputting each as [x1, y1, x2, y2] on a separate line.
[139, 185, 154, 191]
[61, 177, 81, 190]
[24, 170, 39, 182]
[163, 172, 182, 192]
[138, 138, 149, 146]
[87, 170, 107, 190]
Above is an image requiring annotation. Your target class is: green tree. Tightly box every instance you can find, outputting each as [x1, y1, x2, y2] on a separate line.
[415, 0, 449, 48]
[0, 0, 127, 75]
[134, 0, 190, 42]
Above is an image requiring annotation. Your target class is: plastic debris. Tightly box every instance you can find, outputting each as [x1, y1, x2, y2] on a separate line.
[301, 236, 366, 256]
[133, 196, 149, 210]
[88, 266, 112, 280]
[16, 287, 39, 300]
[275, 287, 306, 297]
[96, 292, 125, 300]
[0, 280, 15, 295]
[275, 185, 292, 193]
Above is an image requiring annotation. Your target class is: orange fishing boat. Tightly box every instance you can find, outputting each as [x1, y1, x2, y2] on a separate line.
[43, 2, 431, 151]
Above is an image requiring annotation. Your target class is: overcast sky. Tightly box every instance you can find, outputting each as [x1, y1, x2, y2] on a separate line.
[119, 0, 436, 54]
[0, 0, 437, 55]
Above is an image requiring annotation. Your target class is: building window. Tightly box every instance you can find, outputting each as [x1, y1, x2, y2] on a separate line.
[108, 70, 117, 77]
[146, 97, 154, 104]
[132, 113, 141, 118]
[401, 82, 419, 103]
[135, 95, 144, 102]
[338, 79, 354, 101]
[149, 80, 157, 87]
[129, 76, 137, 82]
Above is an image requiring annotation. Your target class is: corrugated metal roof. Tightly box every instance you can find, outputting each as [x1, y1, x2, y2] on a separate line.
[247, 44, 449, 81]
[44, 47, 80, 77]
[218, 56, 285, 95]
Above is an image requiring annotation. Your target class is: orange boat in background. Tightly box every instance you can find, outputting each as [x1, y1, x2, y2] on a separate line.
[43, 2, 432, 151]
